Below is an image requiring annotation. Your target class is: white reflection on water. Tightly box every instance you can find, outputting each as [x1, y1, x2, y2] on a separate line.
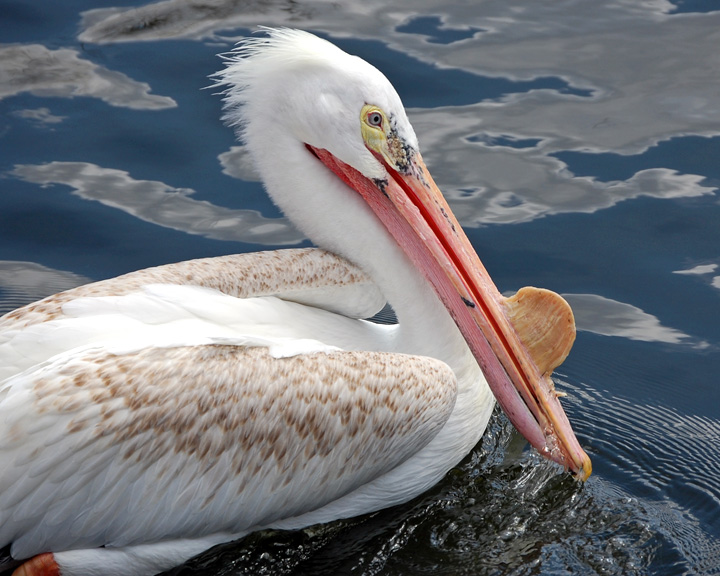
[674, 264, 718, 276]
[0, 44, 175, 110]
[12, 107, 66, 125]
[1, 2, 716, 231]
[11, 162, 302, 245]
[563, 293, 697, 345]
[69, 0, 720, 227]
[411, 106, 715, 224]
[674, 263, 720, 292]
[75, 0, 720, 152]
[0, 261, 90, 314]
[217, 125, 714, 226]
[218, 146, 260, 182]
[78, 0, 311, 44]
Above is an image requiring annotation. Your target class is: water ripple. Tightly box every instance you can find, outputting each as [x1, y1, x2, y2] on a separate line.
[562, 378, 720, 575]
[0, 261, 89, 316]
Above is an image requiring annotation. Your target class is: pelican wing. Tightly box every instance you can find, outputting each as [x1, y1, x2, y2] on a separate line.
[0, 248, 385, 332]
[0, 344, 457, 559]
[0, 248, 387, 382]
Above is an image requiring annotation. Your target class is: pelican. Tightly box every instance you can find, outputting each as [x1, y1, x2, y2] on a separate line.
[0, 29, 591, 576]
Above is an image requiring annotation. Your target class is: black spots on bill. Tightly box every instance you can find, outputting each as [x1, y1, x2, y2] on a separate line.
[387, 113, 414, 174]
[439, 205, 456, 233]
[373, 178, 390, 198]
[461, 296, 476, 308]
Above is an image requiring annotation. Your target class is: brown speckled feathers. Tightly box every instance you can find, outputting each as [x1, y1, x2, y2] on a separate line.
[0, 249, 384, 332]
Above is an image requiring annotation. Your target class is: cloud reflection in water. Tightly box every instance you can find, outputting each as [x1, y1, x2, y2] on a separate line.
[0, 261, 90, 315]
[11, 162, 302, 245]
[0, 44, 176, 110]
[564, 293, 696, 345]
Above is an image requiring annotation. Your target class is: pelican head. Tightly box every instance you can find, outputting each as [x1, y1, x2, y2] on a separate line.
[216, 28, 591, 481]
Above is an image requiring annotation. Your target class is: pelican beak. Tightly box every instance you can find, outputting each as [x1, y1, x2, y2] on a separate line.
[308, 141, 592, 482]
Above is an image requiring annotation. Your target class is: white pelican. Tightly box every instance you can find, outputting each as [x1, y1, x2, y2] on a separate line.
[0, 29, 591, 576]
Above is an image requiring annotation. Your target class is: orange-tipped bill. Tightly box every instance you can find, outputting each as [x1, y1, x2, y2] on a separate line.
[308, 143, 591, 481]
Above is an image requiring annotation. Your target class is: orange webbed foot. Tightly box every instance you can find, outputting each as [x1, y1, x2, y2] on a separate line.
[11, 553, 59, 576]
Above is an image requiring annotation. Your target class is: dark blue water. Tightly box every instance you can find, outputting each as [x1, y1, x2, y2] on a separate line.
[2, 1, 720, 575]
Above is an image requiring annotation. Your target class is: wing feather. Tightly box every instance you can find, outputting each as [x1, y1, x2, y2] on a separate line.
[1, 279, 379, 382]
[0, 248, 385, 333]
[0, 344, 456, 558]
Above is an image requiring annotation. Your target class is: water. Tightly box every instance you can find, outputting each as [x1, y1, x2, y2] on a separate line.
[2, 1, 720, 574]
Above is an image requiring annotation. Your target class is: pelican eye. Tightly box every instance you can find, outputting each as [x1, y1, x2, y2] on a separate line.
[367, 111, 383, 128]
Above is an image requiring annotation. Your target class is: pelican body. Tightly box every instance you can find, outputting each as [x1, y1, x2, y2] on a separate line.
[0, 29, 590, 576]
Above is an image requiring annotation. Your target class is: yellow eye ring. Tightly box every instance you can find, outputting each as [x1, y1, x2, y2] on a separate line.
[360, 105, 389, 160]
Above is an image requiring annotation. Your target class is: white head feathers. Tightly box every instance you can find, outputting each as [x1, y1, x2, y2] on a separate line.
[214, 28, 418, 176]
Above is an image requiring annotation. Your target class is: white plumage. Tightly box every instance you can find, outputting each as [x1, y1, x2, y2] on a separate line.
[0, 29, 588, 576]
